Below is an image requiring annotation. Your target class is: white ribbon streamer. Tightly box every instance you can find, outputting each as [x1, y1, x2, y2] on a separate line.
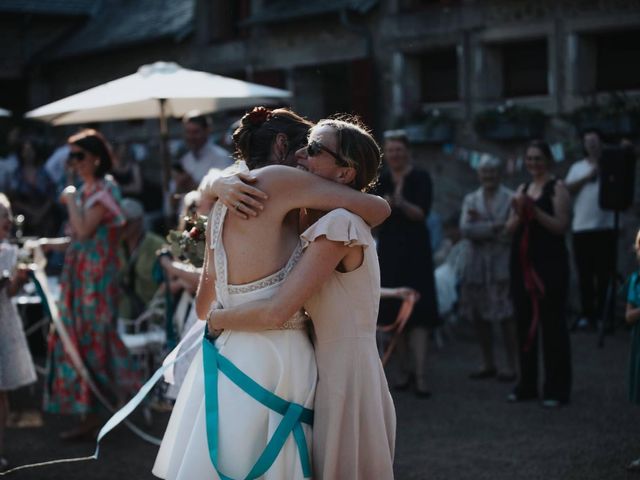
[0, 333, 202, 476]
[162, 318, 205, 385]
[0, 248, 204, 476]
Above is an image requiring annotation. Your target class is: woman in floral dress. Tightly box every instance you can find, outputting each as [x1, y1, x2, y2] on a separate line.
[42, 129, 140, 439]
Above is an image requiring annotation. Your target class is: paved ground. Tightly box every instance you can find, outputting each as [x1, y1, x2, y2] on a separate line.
[4, 327, 639, 480]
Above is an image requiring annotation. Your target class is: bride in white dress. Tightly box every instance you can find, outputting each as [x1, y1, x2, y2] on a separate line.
[153, 108, 389, 480]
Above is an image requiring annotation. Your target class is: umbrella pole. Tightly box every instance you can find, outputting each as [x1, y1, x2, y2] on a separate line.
[158, 98, 173, 224]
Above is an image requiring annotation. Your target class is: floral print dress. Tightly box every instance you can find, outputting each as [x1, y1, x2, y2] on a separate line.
[44, 178, 140, 414]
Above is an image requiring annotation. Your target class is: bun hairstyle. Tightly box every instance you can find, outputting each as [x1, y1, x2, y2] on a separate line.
[315, 115, 382, 192]
[68, 128, 113, 177]
[233, 106, 313, 170]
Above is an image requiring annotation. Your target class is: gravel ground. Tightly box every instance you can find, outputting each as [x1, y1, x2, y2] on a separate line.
[4, 328, 638, 480]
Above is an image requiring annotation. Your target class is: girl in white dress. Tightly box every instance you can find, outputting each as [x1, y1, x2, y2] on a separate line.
[153, 108, 390, 479]
[0, 194, 37, 471]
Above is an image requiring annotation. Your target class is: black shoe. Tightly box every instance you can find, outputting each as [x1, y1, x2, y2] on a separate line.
[393, 373, 414, 392]
[507, 386, 537, 403]
[496, 372, 517, 383]
[415, 388, 432, 399]
[468, 367, 497, 380]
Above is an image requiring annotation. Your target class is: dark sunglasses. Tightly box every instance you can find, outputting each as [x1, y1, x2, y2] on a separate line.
[306, 140, 348, 166]
[68, 151, 87, 162]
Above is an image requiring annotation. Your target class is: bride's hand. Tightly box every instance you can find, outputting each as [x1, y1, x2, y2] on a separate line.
[206, 309, 224, 337]
[209, 173, 269, 220]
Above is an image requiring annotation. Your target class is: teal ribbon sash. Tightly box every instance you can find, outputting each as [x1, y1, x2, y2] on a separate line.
[202, 331, 313, 479]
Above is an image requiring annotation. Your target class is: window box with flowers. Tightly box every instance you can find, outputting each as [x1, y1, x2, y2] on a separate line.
[403, 110, 455, 144]
[568, 93, 640, 137]
[474, 104, 546, 141]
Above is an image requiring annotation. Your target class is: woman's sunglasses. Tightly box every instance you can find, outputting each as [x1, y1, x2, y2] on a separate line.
[68, 151, 87, 162]
[306, 140, 348, 166]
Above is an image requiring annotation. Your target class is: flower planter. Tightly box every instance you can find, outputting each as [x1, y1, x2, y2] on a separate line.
[404, 121, 455, 144]
[474, 106, 546, 141]
[476, 118, 545, 141]
[572, 112, 638, 137]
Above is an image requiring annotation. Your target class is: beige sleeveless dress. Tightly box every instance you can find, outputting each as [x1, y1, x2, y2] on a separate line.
[301, 209, 396, 479]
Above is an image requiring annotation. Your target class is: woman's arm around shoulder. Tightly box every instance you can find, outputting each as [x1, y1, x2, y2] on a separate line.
[256, 165, 390, 227]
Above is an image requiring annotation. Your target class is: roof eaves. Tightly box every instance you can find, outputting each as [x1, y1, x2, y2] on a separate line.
[240, 0, 378, 27]
[0, 0, 99, 16]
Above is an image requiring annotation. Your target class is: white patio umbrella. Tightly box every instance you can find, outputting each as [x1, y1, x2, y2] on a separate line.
[26, 61, 292, 214]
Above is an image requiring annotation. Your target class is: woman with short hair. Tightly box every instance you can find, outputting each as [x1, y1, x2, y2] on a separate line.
[459, 157, 517, 381]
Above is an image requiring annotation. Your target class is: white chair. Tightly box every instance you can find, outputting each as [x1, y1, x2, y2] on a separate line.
[117, 294, 166, 424]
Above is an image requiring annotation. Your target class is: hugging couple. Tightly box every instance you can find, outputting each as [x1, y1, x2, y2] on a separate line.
[153, 107, 396, 480]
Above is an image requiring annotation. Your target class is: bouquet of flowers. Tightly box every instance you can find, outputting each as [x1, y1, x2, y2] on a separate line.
[166, 213, 207, 268]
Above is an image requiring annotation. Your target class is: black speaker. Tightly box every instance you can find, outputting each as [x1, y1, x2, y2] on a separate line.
[599, 146, 636, 211]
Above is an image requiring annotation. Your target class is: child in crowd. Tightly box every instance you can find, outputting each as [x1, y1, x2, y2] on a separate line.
[626, 228, 640, 471]
[0, 193, 37, 471]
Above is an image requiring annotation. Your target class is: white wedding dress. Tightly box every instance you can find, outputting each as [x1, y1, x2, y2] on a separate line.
[153, 202, 317, 480]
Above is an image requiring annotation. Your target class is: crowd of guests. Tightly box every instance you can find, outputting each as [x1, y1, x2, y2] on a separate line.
[378, 129, 629, 413]
[0, 112, 235, 466]
[0, 108, 636, 473]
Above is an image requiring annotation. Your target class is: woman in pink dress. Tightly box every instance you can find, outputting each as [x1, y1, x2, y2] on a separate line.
[208, 117, 396, 479]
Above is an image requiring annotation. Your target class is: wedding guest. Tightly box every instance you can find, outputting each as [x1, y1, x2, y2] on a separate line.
[112, 142, 143, 199]
[375, 129, 439, 397]
[565, 129, 615, 331]
[175, 113, 232, 192]
[506, 140, 572, 407]
[41, 129, 140, 439]
[118, 198, 165, 320]
[0, 194, 36, 471]
[0, 128, 20, 193]
[624, 228, 640, 472]
[9, 138, 59, 237]
[459, 157, 517, 381]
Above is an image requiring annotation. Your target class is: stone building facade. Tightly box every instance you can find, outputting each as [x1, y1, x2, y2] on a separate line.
[3, 0, 640, 218]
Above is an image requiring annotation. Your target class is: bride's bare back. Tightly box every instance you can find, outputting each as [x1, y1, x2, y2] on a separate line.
[195, 165, 390, 319]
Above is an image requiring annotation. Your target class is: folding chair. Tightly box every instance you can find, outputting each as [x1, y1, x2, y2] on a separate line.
[376, 292, 419, 367]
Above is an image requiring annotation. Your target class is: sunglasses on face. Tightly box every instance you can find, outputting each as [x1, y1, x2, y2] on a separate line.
[306, 140, 348, 166]
[68, 151, 87, 162]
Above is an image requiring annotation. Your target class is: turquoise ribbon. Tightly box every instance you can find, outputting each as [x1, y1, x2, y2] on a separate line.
[202, 331, 313, 479]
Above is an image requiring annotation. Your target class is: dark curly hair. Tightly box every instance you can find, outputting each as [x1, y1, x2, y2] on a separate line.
[68, 128, 113, 178]
[233, 107, 313, 170]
